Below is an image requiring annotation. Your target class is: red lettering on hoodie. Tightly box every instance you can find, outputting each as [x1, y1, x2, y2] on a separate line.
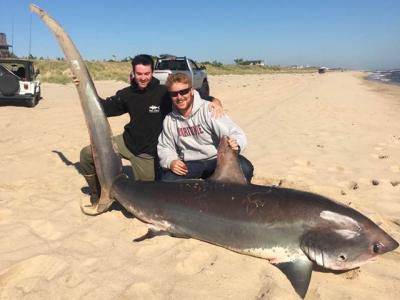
[177, 125, 204, 137]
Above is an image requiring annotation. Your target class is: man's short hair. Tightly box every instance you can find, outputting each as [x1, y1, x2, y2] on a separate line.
[165, 72, 192, 89]
[131, 54, 154, 71]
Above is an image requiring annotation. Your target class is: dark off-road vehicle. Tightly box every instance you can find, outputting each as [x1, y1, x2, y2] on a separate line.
[0, 58, 41, 107]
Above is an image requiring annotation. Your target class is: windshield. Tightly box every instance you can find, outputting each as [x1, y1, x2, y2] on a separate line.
[156, 60, 189, 71]
[0, 61, 31, 80]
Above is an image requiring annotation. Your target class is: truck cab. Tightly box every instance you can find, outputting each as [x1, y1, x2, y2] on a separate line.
[153, 56, 209, 98]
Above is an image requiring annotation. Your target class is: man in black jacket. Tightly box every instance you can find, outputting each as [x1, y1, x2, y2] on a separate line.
[80, 54, 221, 204]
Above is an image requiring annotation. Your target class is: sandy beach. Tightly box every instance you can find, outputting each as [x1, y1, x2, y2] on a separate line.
[0, 71, 399, 299]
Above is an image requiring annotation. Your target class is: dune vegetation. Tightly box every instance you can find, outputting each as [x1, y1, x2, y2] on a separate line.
[33, 60, 132, 84]
[204, 64, 316, 75]
[32, 59, 317, 84]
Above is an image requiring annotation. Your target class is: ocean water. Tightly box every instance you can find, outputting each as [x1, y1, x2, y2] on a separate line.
[367, 70, 400, 85]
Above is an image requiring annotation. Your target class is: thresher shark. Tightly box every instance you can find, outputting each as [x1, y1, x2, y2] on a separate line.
[30, 4, 398, 298]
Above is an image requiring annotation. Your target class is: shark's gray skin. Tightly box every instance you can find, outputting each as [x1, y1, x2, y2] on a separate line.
[31, 4, 399, 298]
[30, 4, 122, 215]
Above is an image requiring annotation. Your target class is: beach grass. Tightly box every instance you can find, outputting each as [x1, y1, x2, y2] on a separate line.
[34, 60, 132, 84]
[33, 59, 317, 84]
[204, 64, 317, 75]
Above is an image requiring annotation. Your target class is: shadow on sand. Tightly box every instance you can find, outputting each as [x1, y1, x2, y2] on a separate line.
[52, 149, 134, 218]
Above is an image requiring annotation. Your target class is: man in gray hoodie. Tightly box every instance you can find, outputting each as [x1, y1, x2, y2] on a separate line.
[157, 73, 253, 182]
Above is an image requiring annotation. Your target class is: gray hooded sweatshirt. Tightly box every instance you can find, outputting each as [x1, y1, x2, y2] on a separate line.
[158, 90, 247, 169]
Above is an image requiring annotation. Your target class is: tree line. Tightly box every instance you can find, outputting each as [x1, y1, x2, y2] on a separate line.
[25, 54, 265, 67]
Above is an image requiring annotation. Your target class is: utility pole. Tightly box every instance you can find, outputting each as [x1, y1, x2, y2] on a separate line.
[28, 13, 32, 58]
[11, 17, 14, 56]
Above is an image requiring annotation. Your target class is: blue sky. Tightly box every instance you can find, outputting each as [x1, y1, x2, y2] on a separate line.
[1, 0, 399, 70]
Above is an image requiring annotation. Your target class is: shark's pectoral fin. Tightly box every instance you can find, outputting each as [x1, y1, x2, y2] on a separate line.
[275, 257, 313, 299]
[133, 227, 190, 242]
[133, 228, 169, 242]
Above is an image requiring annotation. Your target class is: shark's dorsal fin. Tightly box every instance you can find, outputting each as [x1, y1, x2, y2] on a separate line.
[209, 136, 247, 185]
[275, 257, 313, 298]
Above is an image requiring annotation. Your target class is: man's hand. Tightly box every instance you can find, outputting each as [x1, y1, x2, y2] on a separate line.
[72, 76, 80, 86]
[170, 160, 188, 176]
[227, 138, 239, 151]
[209, 97, 224, 118]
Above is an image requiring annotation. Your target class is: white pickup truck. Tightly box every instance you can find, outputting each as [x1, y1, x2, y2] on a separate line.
[153, 56, 209, 97]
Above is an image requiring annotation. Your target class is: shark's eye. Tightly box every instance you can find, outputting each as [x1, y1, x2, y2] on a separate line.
[338, 254, 347, 261]
[373, 242, 383, 254]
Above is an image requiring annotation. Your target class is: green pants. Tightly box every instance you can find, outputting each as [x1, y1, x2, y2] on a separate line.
[80, 135, 155, 181]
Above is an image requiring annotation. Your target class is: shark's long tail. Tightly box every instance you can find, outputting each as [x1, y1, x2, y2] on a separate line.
[30, 4, 123, 214]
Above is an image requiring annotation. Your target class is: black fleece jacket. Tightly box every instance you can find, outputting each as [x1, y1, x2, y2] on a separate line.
[101, 77, 172, 157]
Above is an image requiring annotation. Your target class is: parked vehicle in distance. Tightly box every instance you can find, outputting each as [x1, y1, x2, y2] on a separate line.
[318, 67, 328, 74]
[153, 56, 210, 98]
[0, 58, 41, 107]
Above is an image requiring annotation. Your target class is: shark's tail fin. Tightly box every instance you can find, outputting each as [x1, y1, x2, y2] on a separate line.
[30, 5, 123, 214]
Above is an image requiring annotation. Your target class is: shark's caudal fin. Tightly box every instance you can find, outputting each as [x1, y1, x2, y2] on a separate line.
[30, 5, 123, 214]
[209, 136, 247, 185]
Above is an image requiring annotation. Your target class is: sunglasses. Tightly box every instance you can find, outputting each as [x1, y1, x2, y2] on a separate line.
[168, 87, 192, 97]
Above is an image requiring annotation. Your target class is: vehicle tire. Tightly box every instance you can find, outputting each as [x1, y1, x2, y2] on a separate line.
[0, 74, 19, 96]
[27, 95, 38, 107]
[199, 79, 210, 98]
[36, 88, 41, 102]
[27, 87, 41, 107]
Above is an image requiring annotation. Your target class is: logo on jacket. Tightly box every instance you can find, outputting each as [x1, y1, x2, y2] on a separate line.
[149, 105, 160, 113]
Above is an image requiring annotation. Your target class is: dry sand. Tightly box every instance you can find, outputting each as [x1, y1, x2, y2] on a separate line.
[0, 71, 399, 299]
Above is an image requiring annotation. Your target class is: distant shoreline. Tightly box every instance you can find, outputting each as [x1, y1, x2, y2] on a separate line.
[363, 70, 400, 87]
[361, 72, 400, 100]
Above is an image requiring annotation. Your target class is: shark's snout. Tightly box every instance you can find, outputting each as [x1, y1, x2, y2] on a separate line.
[370, 227, 399, 257]
[382, 236, 399, 253]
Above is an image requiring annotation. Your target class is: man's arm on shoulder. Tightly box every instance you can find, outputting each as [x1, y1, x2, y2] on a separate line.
[208, 110, 248, 151]
[203, 94, 224, 118]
